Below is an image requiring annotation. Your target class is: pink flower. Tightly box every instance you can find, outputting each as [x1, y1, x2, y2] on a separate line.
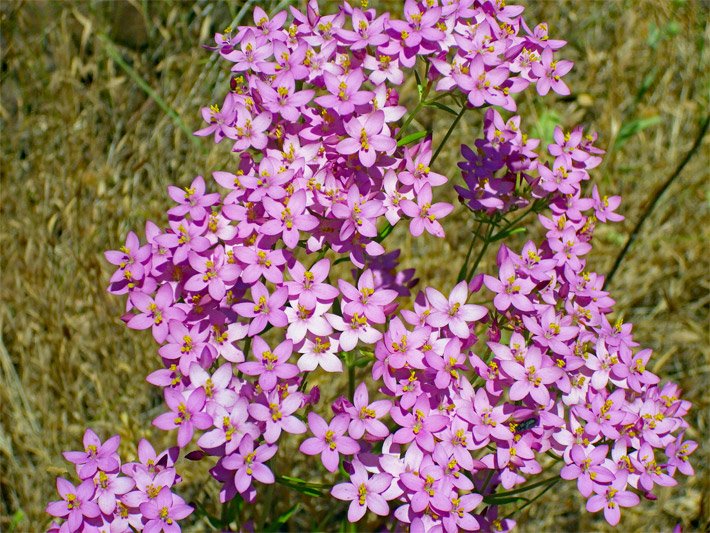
[339, 269, 397, 324]
[184, 246, 241, 301]
[237, 336, 298, 391]
[92, 470, 135, 514]
[400, 184, 453, 238]
[62, 429, 120, 479]
[256, 77, 314, 122]
[46, 478, 100, 532]
[531, 48, 573, 96]
[285, 258, 339, 308]
[299, 413, 360, 472]
[198, 398, 259, 454]
[345, 383, 392, 439]
[585, 472, 639, 526]
[167, 175, 221, 220]
[153, 387, 213, 448]
[139, 486, 193, 533]
[297, 335, 343, 373]
[233, 282, 288, 335]
[248, 390, 307, 443]
[336, 111, 397, 167]
[222, 436, 277, 494]
[261, 189, 319, 248]
[425, 281, 487, 338]
[500, 347, 563, 405]
[331, 461, 393, 522]
[126, 285, 186, 343]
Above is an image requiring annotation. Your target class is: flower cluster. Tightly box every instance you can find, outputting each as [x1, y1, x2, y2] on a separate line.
[46, 430, 192, 532]
[47, 0, 697, 531]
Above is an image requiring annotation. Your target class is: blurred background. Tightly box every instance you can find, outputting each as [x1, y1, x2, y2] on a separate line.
[1, 0, 708, 531]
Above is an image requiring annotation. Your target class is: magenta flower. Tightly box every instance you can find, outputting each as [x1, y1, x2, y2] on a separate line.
[194, 98, 238, 143]
[531, 48, 573, 96]
[62, 429, 120, 479]
[156, 219, 211, 265]
[167, 175, 221, 220]
[399, 464, 453, 515]
[285, 258, 339, 308]
[299, 413, 360, 472]
[425, 281, 487, 338]
[331, 461, 392, 522]
[255, 77, 314, 122]
[560, 444, 615, 497]
[331, 185, 385, 240]
[198, 398, 259, 454]
[222, 436, 277, 494]
[316, 70, 372, 116]
[229, 110, 272, 152]
[261, 189, 319, 248]
[665, 433, 697, 477]
[338, 9, 389, 50]
[139, 486, 193, 533]
[46, 478, 100, 532]
[391, 395, 448, 452]
[222, 28, 273, 73]
[400, 184, 453, 238]
[153, 387, 212, 448]
[237, 336, 298, 391]
[485, 260, 536, 312]
[339, 268, 397, 324]
[458, 388, 513, 444]
[233, 282, 288, 335]
[585, 472, 639, 526]
[234, 245, 287, 285]
[297, 335, 343, 373]
[346, 382, 392, 439]
[336, 111, 396, 167]
[455, 55, 510, 108]
[92, 470, 135, 514]
[500, 347, 563, 405]
[158, 321, 212, 375]
[122, 467, 177, 508]
[126, 285, 186, 343]
[185, 246, 241, 301]
[248, 390, 307, 443]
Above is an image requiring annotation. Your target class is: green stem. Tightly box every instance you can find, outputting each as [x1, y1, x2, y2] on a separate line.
[457, 222, 482, 282]
[466, 220, 497, 281]
[504, 478, 561, 519]
[604, 113, 710, 289]
[98, 34, 204, 151]
[348, 363, 355, 400]
[431, 103, 468, 165]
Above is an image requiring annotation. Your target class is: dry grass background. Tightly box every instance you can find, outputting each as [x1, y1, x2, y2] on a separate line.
[0, 0, 708, 531]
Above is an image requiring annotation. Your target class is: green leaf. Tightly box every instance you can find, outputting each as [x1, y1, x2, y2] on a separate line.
[425, 101, 459, 115]
[414, 68, 423, 97]
[614, 116, 662, 149]
[192, 499, 222, 529]
[397, 130, 429, 146]
[9, 510, 25, 532]
[531, 110, 561, 146]
[483, 495, 530, 505]
[491, 226, 527, 242]
[264, 503, 301, 532]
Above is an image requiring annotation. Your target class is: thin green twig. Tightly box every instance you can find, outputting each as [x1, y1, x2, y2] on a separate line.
[431, 103, 468, 165]
[98, 33, 204, 150]
[604, 113, 709, 289]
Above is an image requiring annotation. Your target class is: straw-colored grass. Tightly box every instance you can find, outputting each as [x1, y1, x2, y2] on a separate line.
[1, 0, 707, 530]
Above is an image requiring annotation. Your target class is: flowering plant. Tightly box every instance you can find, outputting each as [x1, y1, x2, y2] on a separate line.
[47, 1, 696, 531]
